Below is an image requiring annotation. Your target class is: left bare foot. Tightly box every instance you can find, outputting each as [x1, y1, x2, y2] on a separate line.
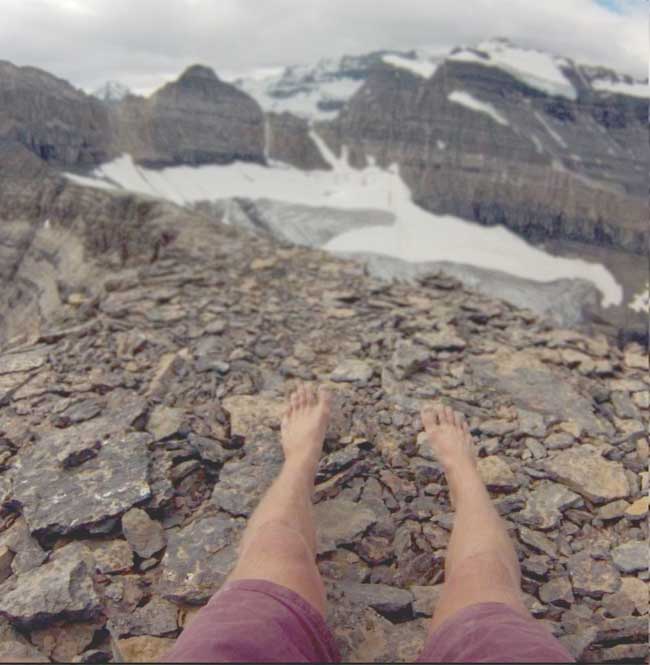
[281, 383, 332, 469]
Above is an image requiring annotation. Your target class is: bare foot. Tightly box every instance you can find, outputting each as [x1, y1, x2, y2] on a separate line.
[420, 404, 478, 503]
[281, 383, 332, 469]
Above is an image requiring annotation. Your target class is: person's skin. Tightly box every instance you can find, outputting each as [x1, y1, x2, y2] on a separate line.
[227, 384, 531, 632]
[226, 383, 331, 615]
[420, 403, 531, 632]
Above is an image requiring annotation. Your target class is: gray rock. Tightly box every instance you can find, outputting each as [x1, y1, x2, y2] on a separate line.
[468, 352, 607, 436]
[188, 434, 233, 465]
[211, 457, 279, 517]
[597, 499, 631, 520]
[524, 438, 547, 459]
[518, 527, 557, 558]
[516, 409, 548, 438]
[477, 456, 519, 491]
[343, 581, 413, 619]
[414, 327, 466, 351]
[558, 628, 598, 661]
[0, 348, 48, 374]
[12, 431, 152, 536]
[330, 360, 374, 384]
[514, 481, 582, 530]
[158, 514, 244, 604]
[611, 541, 647, 574]
[314, 497, 377, 554]
[611, 391, 641, 420]
[521, 554, 550, 578]
[108, 596, 178, 638]
[544, 445, 630, 504]
[122, 509, 166, 559]
[539, 577, 574, 607]
[53, 398, 103, 427]
[91, 540, 134, 574]
[568, 551, 621, 598]
[0, 543, 101, 627]
[0, 546, 13, 583]
[412, 585, 443, 617]
[148, 406, 186, 441]
[391, 340, 430, 380]
[544, 433, 575, 450]
[0, 518, 47, 575]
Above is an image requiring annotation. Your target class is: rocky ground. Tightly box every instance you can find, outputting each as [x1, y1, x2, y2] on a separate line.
[0, 216, 648, 663]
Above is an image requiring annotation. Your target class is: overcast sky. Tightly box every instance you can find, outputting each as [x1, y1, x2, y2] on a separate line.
[2, 0, 647, 94]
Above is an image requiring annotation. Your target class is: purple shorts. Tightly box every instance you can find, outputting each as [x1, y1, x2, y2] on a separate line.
[162, 579, 574, 663]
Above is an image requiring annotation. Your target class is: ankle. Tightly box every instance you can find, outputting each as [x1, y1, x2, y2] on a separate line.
[283, 454, 319, 478]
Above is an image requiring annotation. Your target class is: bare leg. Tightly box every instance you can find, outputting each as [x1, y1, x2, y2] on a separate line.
[420, 404, 530, 633]
[227, 384, 332, 615]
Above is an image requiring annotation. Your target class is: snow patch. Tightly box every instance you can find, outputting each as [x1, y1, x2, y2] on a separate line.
[592, 79, 649, 98]
[448, 91, 508, 126]
[534, 112, 568, 148]
[382, 54, 437, 79]
[65, 143, 622, 308]
[448, 40, 577, 100]
[630, 284, 650, 314]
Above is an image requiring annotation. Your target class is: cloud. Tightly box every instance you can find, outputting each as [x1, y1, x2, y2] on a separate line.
[1, 0, 646, 94]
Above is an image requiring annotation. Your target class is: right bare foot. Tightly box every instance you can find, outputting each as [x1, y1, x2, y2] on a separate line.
[420, 403, 477, 477]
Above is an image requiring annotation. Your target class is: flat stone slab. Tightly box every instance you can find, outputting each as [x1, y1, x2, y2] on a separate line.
[342, 581, 413, 619]
[568, 551, 621, 598]
[0, 543, 100, 627]
[469, 351, 607, 436]
[107, 596, 178, 638]
[158, 514, 244, 604]
[611, 541, 647, 574]
[544, 445, 630, 504]
[11, 426, 152, 536]
[314, 497, 377, 554]
[122, 508, 166, 559]
[0, 348, 48, 375]
[515, 480, 582, 530]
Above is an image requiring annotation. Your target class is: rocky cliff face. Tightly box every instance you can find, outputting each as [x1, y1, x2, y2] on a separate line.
[317, 49, 647, 255]
[0, 197, 648, 662]
[0, 61, 111, 167]
[1, 62, 266, 171]
[110, 65, 266, 167]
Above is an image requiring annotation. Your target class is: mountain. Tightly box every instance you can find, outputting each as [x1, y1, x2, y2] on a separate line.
[0, 40, 648, 665]
[0, 177, 647, 662]
[0, 40, 647, 342]
[92, 80, 131, 103]
[234, 49, 441, 120]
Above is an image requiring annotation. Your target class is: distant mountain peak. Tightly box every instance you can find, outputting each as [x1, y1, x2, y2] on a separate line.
[179, 64, 219, 82]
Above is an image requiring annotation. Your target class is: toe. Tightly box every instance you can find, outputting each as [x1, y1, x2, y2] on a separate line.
[421, 405, 437, 431]
[318, 386, 332, 411]
[453, 410, 464, 429]
[443, 406, 454, 425]
[306, 384, 317, 406]
[291, 390, 301, 411]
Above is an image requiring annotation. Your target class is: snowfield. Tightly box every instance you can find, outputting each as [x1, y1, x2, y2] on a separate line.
[382, 54, 437, 79]
[449, 40, 577, 100]
[65, 131, 623, 308]
[591, 79, 649, 98]
[448, 91, 509, 126]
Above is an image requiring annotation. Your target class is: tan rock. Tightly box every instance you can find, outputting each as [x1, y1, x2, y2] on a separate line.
[624, 496, 649, 521]
[477, 456, 519, 491]
[31, 622, 99, 662]
[619, 577, 648, 615]
[116, 636, 176, 663]
[0, 545, 14, 583]
[544, 445, 629, 504]
[222, 395, 283, 439]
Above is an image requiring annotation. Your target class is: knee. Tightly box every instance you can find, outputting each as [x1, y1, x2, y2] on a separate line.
[241, 520, 314, 563]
